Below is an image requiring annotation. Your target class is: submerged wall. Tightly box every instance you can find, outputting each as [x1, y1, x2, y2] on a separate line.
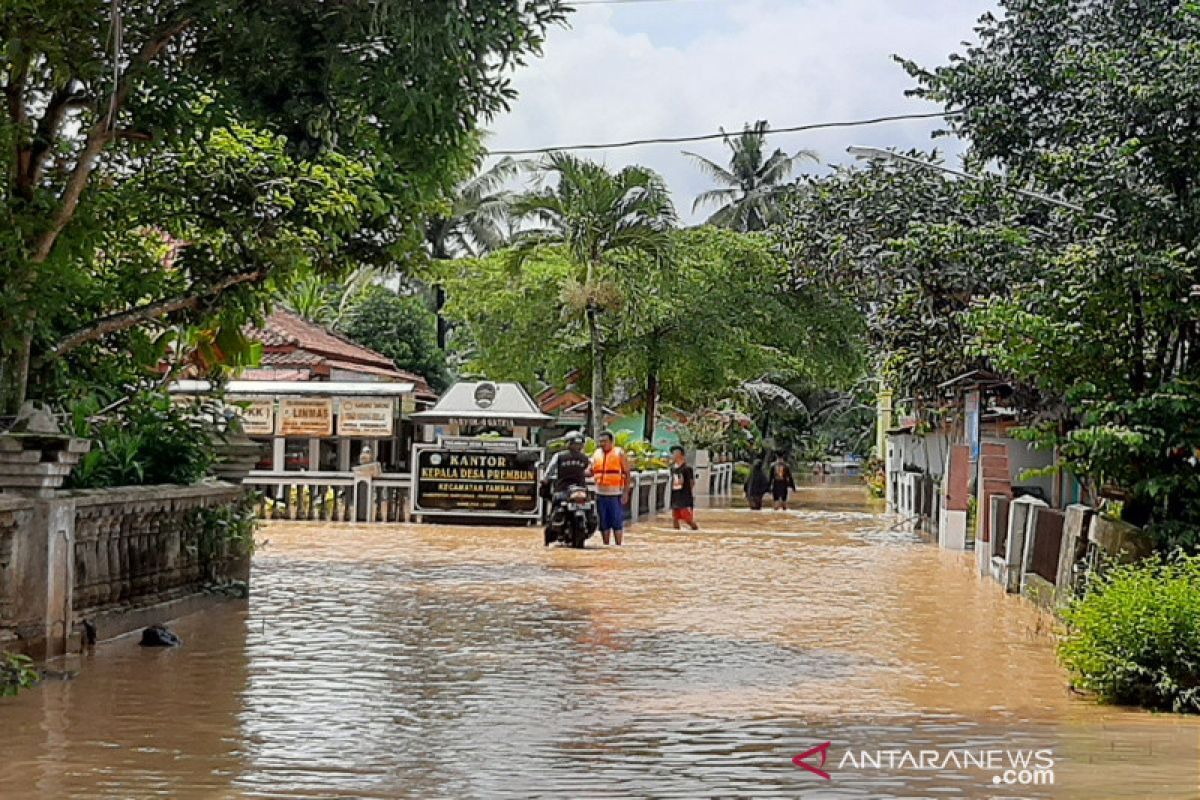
[0, 433, 250, 658]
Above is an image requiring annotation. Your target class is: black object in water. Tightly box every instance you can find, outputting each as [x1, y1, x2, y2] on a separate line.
[139, 625, 182, 647]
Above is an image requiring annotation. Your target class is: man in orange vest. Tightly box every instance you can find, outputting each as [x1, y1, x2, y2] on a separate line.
[592, 430, 631, 545]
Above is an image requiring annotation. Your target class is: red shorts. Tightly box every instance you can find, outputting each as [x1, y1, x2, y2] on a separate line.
[671, 507, 694, 524]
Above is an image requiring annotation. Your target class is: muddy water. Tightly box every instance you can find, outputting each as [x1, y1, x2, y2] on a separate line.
[2, 483, 1198, 799]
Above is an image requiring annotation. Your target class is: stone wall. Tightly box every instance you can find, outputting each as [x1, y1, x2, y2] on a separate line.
[71, 484, 248, 617]
[0, 482, 250, 658]
[0, 495, 36, 648]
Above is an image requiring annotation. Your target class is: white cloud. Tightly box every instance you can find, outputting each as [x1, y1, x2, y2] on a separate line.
[488, 0, 996, 222]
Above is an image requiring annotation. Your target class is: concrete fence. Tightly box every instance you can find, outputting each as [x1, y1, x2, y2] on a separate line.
[245, 470, 410, 523]
[976, 496, 1158, 609]
[1, 430, 250, 657]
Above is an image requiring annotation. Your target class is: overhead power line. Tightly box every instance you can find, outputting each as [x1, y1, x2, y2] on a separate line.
[487, 110, 962, 156]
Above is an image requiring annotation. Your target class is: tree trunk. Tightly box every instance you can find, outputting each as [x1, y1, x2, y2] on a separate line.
[587, 302, 604, 438]
[435, 284, 449, 351]
[50, 268, 270, 359]
[643, 340, 660, 443]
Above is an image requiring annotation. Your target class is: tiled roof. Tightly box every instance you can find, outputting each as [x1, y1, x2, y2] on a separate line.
[538, 387, 590, 415]
[261, 349, 325, 367]
[239, 368, 312, 381]
[252, 309, 394, 369]
[244, 308, 437, 398]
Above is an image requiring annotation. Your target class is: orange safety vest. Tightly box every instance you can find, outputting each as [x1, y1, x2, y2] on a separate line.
[592, 447, 627, 490]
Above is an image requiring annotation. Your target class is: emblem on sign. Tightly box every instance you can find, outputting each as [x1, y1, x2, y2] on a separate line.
[474, 381, 497, 409]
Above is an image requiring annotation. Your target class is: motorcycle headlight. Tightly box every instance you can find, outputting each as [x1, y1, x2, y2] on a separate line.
[569, 489, 588, 502]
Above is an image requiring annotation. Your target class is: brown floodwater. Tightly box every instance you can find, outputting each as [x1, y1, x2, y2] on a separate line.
[2, 482, 1198, 799]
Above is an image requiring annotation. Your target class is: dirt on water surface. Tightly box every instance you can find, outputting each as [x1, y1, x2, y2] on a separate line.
[2, 482, 1198, 799]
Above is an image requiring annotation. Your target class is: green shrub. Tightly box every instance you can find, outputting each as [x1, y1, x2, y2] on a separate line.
[1, 652, 38, 696]
[187, 493, 259, 581]
[1059, 554, 1200, 713]
[68, 389, 222, 489]
[733, 462, 751, 485]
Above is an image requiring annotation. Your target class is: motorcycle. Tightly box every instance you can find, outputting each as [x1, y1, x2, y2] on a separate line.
[543, 484, 598, 548]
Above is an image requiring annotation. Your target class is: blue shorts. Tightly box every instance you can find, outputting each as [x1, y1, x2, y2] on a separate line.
[597, 494, 625, 532]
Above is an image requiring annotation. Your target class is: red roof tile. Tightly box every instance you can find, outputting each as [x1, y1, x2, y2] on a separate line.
[244, 308, 438, 398]
[239, 368, 312, 381]
[252, 309, 394, 369]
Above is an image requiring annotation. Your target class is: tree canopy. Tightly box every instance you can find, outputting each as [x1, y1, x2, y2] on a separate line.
[881, 0, 1200, 537]
[340, 287, 451, 393]
[509, 153, 677, 435]
[0, 0, 568, 411]
[445, 226, 864, 437]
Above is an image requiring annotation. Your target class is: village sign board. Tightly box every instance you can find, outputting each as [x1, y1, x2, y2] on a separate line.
[412, 436, 542, 520]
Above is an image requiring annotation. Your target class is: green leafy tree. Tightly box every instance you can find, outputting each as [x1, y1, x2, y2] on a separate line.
[686, 120, 816, 231]
[340, 287, 451, 392]
[441, 246, 587, 386]
[773, 156, 1034, 400]
[0, 0, 568, 412]
[609, 226, 862, 438]
[900, 0, 1200, 531]
[510, 153, 677, 436]
[445, 226, 864, 444]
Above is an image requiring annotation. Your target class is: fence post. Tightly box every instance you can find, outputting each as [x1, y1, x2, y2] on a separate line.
[352, 458, 382, 523]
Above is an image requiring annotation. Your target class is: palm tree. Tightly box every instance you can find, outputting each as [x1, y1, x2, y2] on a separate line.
[512, 152, 676, 436]
[426, 156, 525, 348]
[685, 120, 816, 231]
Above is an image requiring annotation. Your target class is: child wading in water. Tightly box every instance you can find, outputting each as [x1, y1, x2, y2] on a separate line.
[669, 445, 699, 530]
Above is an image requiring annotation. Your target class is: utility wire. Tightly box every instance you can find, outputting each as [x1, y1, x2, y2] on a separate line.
[488, 110, 962, 155]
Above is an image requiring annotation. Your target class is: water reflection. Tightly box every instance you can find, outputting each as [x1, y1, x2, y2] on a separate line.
[2, 481, 1198, 798]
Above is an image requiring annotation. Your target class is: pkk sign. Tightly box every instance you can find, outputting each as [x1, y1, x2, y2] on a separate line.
[415, 448, 539, 515]
[339, 399, 394, 437]
[277, 398, 333, 437]
[239, 401, 274, 436]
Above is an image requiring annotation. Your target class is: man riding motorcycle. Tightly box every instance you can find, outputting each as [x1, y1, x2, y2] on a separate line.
[542, 432, 592, 497]
[541, 432, 596, 546]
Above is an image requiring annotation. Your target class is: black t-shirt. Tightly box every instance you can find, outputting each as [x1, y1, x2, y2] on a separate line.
[771, 463, 794, 488]
[670, 464, 695, 509]
[552, 450, 591, 491]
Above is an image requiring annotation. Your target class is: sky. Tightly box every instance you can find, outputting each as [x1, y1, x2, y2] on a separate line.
[486, 0, 998, 224]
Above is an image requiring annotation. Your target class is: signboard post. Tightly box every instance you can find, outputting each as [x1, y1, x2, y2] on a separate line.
[411, 436, 542, 521]
[276, 398, 333, 437]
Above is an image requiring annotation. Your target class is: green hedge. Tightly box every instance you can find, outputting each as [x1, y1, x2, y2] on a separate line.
[1059, 554, 1200, 713]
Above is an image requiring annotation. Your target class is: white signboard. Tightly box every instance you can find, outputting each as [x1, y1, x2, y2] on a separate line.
[239, 400, 275, 436]
[338, 399, 394, 437]
[277, 398, 333, 437]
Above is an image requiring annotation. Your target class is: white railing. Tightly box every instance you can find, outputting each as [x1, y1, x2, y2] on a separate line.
[708, 463, 734, 496]
[246, 461, 736, 525]
[245, 470, 411, 523]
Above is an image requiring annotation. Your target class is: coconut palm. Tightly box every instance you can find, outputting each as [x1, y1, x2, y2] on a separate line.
[685, 120, 817, 231]
[426, 156, 526, 348]
[427, 156, 525, 261]
[511, 152, 676, 436]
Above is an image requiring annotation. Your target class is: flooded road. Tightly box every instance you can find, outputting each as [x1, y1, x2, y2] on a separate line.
[3, 483, 1198, 798]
